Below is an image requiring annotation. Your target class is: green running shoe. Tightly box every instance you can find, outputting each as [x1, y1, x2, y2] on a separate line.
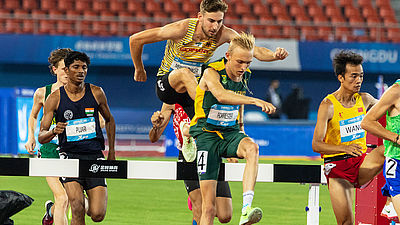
[180, 121, 197, 162]
[239, 206, 263, 225]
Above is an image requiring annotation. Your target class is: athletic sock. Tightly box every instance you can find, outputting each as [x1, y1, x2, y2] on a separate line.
[192, 220, 198, 225]
[242, 190, 254, 214]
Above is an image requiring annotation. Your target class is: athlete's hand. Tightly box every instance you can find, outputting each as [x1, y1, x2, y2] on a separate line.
[254, 99, 276, 114]
[226, 158, 238, 163]
[134, 69, 147, 82]
[273, 47, 289, 60]
[53, 122, 68, 135]
[25, 138, 36, 154]
[342, 144, 363, 157]
[151, 111, 164, 128]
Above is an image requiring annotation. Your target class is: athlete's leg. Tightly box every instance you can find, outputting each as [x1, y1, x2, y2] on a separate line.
[358, 145, 385, 185]
[63, 182, 85, 225]
[199, 180, 217, 225]
[188, 188, 202, 224]
[328, 178, 354, 225]
[46, 177, 68, 225]
[391, 195, 400, 218]
[236, 137, 259, 194]
[86, 186, 108, 222]
[215, 197, 232, 223]
[168, 68, 198, 100]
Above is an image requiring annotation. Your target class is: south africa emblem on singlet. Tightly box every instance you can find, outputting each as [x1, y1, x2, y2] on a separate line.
[64, 110, 73, 120]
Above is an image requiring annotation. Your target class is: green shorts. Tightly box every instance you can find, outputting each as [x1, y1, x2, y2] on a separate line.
[196, 130, 248, 180]
[39, 143, 59, 159]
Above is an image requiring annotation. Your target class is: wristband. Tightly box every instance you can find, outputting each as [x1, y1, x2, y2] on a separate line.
[51, 128, 56, 135]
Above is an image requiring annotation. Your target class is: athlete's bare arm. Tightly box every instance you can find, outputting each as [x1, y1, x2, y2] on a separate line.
[239, 105, 244, 132]
[219, 26, 289, 62]
[149, 104, 174, 143]
[25, 87, 45, 154]
[38, 90, 67, 144]
[92, 85, 116, 160]
[201, 68, 276, 114]
[361, 84, 400, 145]
[360, 92, 378, 111]
[129, 19, 190, 82]
[312, 98, 363, 156]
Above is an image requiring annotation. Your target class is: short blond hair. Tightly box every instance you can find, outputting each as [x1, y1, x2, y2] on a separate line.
[228, 32, 255, 53]
[200, 0, 228, 14]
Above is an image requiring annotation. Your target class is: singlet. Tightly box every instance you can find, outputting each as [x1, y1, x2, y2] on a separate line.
[55, 83, 105, 153]
[323, 93, 367, 158]
[189, 57, 250, 137]
[384, 79, 400, 160]
[172, 104, 190, 149]
[156, 18, 218, 78]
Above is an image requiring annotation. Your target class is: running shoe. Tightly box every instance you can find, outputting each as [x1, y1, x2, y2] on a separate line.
[180, 121, 196, 162]
[239, 206, 263, 225]
[381, 202, 399, 222]
[42, 200, 54, 225]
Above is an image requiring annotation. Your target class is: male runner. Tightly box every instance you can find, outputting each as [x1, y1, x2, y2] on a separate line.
[149, 103, 233, 224]
[130, 0, 287, 162]
[361, 78, 400, 217]
[39, 51, 115, 225]
[25, 48, 71, 225]
[312, 50, 385, 225]
[189, 33, 276, 225]
[129, 0, 288, 119]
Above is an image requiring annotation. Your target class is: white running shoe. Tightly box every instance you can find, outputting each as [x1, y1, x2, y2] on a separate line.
[381, 202, 399, 222]
[180, 121, 196, 162]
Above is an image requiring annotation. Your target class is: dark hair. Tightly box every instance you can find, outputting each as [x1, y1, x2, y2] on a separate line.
[200, 0, 228, 14]
[64, 51, 91, 68]
[332, 50, 363, 77]
[48, 48, 72, 76]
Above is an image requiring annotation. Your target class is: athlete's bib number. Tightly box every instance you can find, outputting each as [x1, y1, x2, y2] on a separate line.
[207, 104, 239, 127]
[66, 117, 96, 142]
[339, 114, 365, 142]
[386, 157, 397, 179]
[197, 151, 208, 173]
[170, 57, 202, 77]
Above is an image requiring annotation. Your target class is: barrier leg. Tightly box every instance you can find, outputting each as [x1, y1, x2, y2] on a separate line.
[306, 183, 320, 225]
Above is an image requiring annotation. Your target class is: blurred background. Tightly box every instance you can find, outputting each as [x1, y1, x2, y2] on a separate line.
[0, 0, 399, 159]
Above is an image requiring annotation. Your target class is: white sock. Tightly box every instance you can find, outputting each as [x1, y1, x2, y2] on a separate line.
[242, 191, 254, 213]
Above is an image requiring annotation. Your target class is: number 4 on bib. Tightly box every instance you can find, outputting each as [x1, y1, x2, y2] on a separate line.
[197, 151, 208, 173]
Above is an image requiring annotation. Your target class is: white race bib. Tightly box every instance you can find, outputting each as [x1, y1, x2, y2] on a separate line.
[339, 115, 365, 142]
[207, 104, 239, 127]
[66, 117, 96, 142]
[170, 57, 202, 77]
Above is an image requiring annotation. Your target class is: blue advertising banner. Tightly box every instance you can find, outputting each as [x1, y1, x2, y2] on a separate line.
[164, 123, 319, 157]
[299, 41, 400, 74]
[0, 34, 165, 66]
[16, 88, 36, 154]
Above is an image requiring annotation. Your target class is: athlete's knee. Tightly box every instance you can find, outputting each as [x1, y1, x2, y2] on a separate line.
[54, 192, 68, 210]
[202, 204, 216, 218]
[90, 213, 105, 222]
[217, 213, 232, 223]
[244, 142, 259, 159]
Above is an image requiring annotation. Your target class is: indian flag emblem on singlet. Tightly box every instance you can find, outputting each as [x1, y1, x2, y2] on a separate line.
[85, 108, 94, 117]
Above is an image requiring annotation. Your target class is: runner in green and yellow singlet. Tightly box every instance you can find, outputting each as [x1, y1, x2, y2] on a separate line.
[190, 33, 276, 225]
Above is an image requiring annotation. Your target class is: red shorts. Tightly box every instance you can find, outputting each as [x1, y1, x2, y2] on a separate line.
[323, 154, 366, 187]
